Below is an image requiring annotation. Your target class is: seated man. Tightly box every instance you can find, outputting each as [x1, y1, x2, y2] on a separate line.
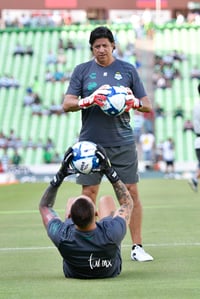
[39, 145, 133, 279]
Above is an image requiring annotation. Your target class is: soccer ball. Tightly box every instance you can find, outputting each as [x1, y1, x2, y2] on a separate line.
[70, 141, 99, 174]
[101, 86, 127, 116]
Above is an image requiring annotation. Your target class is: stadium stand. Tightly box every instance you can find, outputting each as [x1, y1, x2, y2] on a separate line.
[0, 24, 199, 165]
[0, 24, 135, 165]
[154, 24, 200, 163]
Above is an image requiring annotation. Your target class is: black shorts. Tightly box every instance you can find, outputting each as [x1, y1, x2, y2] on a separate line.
[76, 144, 139, 185]
[165, 160, 174, 166]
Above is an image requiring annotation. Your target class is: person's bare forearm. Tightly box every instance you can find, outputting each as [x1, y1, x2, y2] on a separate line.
[39, 185, 60, 228]
[113, 180, 133, 209]
[39, 185, 58, 209]
[63, 95, 81, 112]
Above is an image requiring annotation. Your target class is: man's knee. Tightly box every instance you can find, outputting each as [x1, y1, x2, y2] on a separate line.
[82, 185, 99, 202]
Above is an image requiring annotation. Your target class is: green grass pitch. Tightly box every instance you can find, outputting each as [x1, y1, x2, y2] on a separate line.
[0, 179, 200, 299]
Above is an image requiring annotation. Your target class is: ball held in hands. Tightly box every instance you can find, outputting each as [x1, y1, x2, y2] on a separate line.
[79, 86, 109, 109]
[95, 144, 119, 184]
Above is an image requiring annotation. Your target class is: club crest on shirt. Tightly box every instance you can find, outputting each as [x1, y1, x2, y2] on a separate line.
[88, 82, 98, 91]
[114, 72, 122, 80]
[89, 73, 96, 79]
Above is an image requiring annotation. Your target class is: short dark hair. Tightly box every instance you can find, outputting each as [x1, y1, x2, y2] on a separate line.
[71, 197, 94, 228]
[89, 26, 115, 48]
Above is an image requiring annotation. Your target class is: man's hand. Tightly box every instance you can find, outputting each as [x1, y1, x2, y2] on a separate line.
[124, 88, 142, 112]
[78, 85, 110, 109]
[50, 147, 74, 187]
[95, 144, 119, 184]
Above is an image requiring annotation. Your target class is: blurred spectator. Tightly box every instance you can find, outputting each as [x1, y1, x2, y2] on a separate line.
[190, 65, 200, 80]
[57, 49, 67, 65]
[155, 103, 165, 117]
[18, 13, 31, 28]
[26, 137, 37, 149]
[0, 131, 7, 148]
[45, 50, 57, 65]
[183, 119, 194, 132]
[43, 147, 53, 164]
[49, 101, 64, 115]
[176, 12, 185, 25]
[58, 37, 65, 50]
[52, 68, 66, 82]
[31, 93, 42, 114]
[0, 74, 20, 88]
[23, 88, 35, 106]
[13, 43, 34, 56]
[162, 137, 175, 177]
[139, 130, 155, 166]
[162, 64, 182, 80]
[2, 11, 81, 29]
[162, 54, 174, 66]
[154, 74, 171, 89]
[12, 150, 22, 166]
[4, 12, 14, 28]
[6, 137, 16, 149]
[31, 93, 49, 116]
[31, 75, 41, 94]
[44, 137, 55, 150]
[45, 69, 54, 82]
[65, 39, 75, 50]
[155, 140, 164, 163]
[35, 138, 44, 148]
[26, 45, 34, 56]
[13, 43, 25, 56]
[15, 137, 24, 149]
[173, 106, 184, 118]
[171, 50, 187, 62]
[9, 129, 16, 140]
[52, 152, 62, 163]
[0, 149, 10, 172]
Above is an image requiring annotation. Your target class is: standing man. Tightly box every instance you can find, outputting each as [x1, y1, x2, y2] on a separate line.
[189, 82, 200, 192]
[63, 26, 153, 261]
[39, 145, 133, 278]
[162, 137, 175, 178]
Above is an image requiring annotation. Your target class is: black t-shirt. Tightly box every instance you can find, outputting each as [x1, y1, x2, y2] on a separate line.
[47, 216, 126, 279]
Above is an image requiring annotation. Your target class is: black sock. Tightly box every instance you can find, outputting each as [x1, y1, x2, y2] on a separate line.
[132, 244, 142, 250]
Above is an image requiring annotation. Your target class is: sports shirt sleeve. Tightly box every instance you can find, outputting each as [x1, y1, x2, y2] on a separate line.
[47, 218, 64, 247]
[101, 216, 127, 244]
[66, 62, 92, 98]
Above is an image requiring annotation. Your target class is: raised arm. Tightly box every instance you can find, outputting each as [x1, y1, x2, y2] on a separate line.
[39, 185, 60, 229]
[39, 147, 74, 229]
[95, 145, 133, 225]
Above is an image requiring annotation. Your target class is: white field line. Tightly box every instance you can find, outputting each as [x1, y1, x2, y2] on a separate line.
[1, 243, 200, 252]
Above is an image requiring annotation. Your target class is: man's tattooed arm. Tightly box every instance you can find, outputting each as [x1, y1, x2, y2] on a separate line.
[39, 185, 60, 229]
[112, 180, 134, 225]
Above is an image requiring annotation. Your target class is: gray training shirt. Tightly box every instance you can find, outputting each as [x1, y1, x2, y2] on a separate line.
[66, 59, 147, 147]
[47, 216, 126, 279]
